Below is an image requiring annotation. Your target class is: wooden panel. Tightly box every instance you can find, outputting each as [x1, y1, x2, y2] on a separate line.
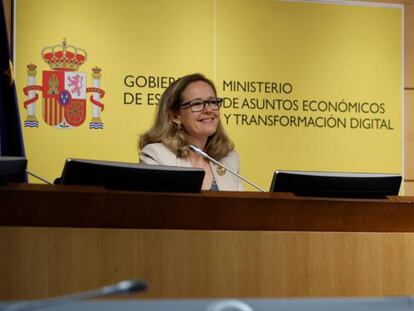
[404, 180, 414, 195]
[405, 90, 414, 179]
[403, 2, 414, 87]
[2, 227, 414, 299]
[2, 184, 414, 233]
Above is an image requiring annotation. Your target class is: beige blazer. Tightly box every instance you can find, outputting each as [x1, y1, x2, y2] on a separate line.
[139, 143, 243, 191]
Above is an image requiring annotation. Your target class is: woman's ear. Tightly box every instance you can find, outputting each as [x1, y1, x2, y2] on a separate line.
[171, 111, 181, 126]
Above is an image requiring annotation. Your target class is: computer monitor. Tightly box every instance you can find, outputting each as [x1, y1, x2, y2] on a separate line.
[57, 158, 205, 192]
[270, 170, 402, 198]
[0, 156, 27, 184]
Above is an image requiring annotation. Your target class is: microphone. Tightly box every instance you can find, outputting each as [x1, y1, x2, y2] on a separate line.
[189, 145, 265, 192]
[5, 279, 148, 311]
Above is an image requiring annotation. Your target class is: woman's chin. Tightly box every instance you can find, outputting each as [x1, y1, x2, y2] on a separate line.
[188, 130, 217, 143]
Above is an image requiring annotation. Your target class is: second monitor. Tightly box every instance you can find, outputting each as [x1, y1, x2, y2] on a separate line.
[270, 170, 401, 198]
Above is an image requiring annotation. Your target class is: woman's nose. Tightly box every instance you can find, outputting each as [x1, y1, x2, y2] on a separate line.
[203, 102, 214, 112]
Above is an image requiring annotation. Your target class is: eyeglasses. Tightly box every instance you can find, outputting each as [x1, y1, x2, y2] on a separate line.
[180, 98, 223, 112]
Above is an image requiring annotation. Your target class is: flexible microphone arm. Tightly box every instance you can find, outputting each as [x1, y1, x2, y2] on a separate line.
[189, 145, 265, 192]
[26, 170, 53, 185]
[5, 280, 148, 311]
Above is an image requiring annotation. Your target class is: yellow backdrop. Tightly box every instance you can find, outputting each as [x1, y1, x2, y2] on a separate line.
[15, 0, 403, 190]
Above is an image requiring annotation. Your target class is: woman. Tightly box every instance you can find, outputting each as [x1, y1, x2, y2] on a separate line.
[139, 73, 243, 191]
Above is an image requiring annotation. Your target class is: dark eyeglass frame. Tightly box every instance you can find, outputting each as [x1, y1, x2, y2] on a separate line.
[180, 98, 223, 112]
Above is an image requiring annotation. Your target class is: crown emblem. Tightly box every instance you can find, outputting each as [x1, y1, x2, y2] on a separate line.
[23, 39, 105, 130]
[41, 39, 87, 71]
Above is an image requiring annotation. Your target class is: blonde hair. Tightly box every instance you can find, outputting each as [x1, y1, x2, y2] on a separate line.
[139, 73, 234, 159]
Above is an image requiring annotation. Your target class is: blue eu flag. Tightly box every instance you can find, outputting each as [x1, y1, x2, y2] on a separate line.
[0, 1, 25, 157]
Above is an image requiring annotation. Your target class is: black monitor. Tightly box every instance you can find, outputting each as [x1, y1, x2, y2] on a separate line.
[270, 170, 402, 198]
[57, 158, 205, 192]
[0, 156, 27, 185]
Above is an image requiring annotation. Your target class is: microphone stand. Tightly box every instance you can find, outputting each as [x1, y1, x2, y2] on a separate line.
[26, 170, 53, 185]
[189, 145, 265, 192]
[5, 280, 148, 311]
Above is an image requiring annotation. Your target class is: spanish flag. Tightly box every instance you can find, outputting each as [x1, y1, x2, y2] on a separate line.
[0, 1, 25, 157]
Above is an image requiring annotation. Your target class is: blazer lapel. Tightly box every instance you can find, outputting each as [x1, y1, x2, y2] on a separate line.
[210, 162, 234, 191]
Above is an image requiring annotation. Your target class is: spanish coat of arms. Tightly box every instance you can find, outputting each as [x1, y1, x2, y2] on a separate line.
[23, 39, 105, 129]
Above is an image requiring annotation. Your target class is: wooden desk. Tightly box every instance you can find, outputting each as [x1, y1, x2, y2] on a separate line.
[1, 184, 414, 299]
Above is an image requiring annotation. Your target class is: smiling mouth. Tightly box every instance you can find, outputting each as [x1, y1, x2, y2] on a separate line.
[199, 117, 216, 123]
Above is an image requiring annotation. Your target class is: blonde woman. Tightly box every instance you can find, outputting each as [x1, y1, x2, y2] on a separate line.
[139, 73, 242, 191]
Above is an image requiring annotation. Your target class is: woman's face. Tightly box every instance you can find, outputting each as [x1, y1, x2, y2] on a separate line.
[173, 80, 220, 146]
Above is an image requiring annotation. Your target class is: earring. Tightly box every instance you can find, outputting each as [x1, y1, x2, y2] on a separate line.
[176, 122, 182, 130]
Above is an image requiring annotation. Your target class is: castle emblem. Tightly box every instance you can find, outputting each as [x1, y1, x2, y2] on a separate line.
[23, 39, 105, 129]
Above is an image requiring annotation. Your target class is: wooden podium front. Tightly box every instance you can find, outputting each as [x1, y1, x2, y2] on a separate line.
[1, 184, 414, 300]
